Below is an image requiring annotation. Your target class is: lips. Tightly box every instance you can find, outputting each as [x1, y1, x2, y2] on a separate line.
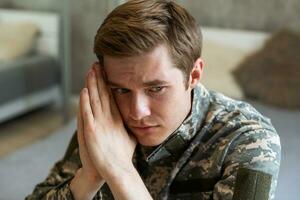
[130, 125, 159, 133]
[129, 122, 158, 128]
[132, 125, 158, 129]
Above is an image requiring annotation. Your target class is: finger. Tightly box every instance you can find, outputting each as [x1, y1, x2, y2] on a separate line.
[77, 102, 85, 163]
[77, 97, 86, 149]
[80, 88, 95, 138]
[94, 63, 110, 110]
[84, 67, 94, 87]
[95, 65, 120, 117]
[86, 66, 102, 117]
[106, 78, 121, 119]
[78, 95, 93, 168]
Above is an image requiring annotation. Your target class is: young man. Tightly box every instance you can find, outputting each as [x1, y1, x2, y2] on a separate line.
[26, 0, 281, 199]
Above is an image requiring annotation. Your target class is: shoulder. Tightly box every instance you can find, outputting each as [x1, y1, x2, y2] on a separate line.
[202, 90, 281, 173]
[194, 89, 281, 168]
[203, 90, 277, 134]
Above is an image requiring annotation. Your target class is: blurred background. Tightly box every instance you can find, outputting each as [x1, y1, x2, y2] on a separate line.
[0, 0, 299, 199]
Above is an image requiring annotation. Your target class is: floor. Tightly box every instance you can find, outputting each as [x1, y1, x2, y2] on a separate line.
[0, 117, 77, 200]
[0, 102, 77, 158]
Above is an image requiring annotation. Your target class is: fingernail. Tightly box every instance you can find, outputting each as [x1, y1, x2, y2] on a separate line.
[82, 88, 87, 94]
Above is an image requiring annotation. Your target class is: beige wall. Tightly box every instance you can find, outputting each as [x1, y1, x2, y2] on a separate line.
[175, 0, 300, 32]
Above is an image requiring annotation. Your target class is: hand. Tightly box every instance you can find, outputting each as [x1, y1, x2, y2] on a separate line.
[69, 106, 105, 200]
[80, 62, 137, 180]
[77, 102, 102, 183]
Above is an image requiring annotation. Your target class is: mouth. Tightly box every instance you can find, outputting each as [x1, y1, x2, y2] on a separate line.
[131, 125, 159, 132]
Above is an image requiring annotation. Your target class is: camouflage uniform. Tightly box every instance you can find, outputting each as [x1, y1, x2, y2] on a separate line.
[26, 84, 281, 200]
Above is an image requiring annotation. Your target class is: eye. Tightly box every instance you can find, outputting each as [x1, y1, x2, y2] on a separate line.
[148, 86, 165, 93]
[113, 88, 130, 94]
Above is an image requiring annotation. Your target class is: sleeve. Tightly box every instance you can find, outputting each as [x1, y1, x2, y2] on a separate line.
[25, 132, 81, 200]
[213, 128, 281, 200]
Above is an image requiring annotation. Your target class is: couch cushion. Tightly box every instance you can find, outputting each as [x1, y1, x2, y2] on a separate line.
[0, 22, 39, 61]
[233, 29, 300, 109]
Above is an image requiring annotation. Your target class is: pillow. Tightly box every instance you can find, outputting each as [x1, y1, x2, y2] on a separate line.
[233, 29, 300, 109]
[0, 22, 39, 61]
[201, 39, 248, 100]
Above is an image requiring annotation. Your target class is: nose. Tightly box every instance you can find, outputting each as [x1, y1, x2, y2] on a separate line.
[129, 93, 151, 121]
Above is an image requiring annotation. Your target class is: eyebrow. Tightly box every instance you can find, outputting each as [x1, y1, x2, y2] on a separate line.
[107, 79, 169, 87]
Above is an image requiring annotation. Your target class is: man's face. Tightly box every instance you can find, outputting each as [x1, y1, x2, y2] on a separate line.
[103, 45, 193, 146]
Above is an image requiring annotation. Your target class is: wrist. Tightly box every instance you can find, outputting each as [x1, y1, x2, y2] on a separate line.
[104, 163, 153, 200]
[70, 168, 104, 200]
[103, 162, 136, 183]
[80, 168, 103, 184]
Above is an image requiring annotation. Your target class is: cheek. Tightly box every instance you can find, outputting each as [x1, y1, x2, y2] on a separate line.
[151, 94, 176, 119]
[159, 90, 190, 118]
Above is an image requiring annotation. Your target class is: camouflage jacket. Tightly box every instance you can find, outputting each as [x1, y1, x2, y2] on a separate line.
[26, 84, 281, 200]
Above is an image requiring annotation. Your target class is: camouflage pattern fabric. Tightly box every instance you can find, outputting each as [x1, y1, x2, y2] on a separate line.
[25, 84, 281, 200]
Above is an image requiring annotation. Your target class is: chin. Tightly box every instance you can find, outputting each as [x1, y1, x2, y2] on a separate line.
[136, 134, 167, 147]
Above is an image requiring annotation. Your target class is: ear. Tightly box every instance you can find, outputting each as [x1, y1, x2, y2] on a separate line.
[188, 57, 204, 89]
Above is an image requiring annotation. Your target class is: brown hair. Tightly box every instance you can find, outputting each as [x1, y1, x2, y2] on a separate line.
[94, 0, 202, 84]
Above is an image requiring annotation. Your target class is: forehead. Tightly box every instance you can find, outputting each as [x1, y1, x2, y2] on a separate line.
[103, 45, 183, 85]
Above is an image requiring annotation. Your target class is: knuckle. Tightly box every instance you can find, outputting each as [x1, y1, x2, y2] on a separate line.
[84, 110, 92, 118]
[85, 123, 95, 133]
[91, 98, 101, 107]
